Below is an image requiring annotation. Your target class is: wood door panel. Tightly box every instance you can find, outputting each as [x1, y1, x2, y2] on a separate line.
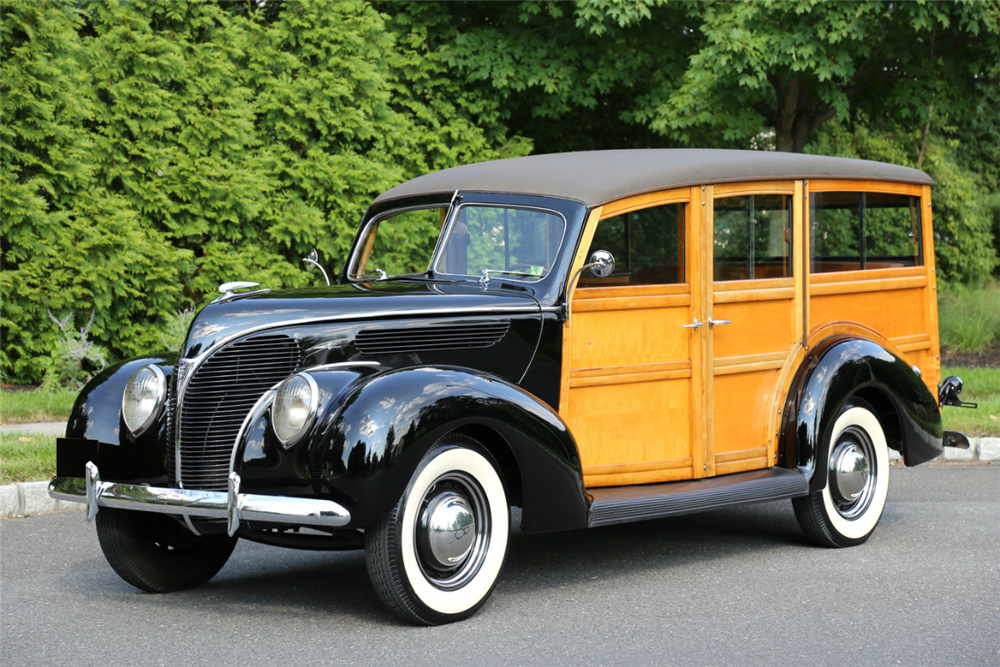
[571, 378, 694, 487]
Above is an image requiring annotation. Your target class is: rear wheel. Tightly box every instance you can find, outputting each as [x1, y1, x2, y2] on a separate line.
[793, 400, 890, 548]
[365, 436, 509, 625]
[96, 508, 237, 592]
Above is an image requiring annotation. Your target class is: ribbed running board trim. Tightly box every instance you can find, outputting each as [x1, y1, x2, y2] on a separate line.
[588, 467, 809, 528]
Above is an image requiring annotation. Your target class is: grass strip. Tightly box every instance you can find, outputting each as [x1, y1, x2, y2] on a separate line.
[0, 432, 57, 485]
[941, 366, 1000, 437]
[0, 388, 77, 425]
[938, 281, 1000, 353]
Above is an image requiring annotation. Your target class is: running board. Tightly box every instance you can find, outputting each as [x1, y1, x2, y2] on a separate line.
[588, 467, 809, 528]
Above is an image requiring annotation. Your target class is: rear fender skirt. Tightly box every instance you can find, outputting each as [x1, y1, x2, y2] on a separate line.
[781, 336, 943, 493]
[297, 365, 589, 531]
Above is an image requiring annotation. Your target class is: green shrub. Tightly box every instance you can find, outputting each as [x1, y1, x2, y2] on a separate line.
[939, 282, 1000, 353]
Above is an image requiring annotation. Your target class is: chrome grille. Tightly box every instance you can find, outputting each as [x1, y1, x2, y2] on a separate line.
[178, 334, 300, 491]
[165, 370, 176, 485]
[355, 322, 510, 355]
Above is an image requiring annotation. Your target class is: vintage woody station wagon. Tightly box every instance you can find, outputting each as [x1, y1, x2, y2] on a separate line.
[51, 150, 974, 625]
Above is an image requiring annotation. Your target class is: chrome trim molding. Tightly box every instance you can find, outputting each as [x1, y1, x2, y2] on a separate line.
[174, 304, 542, 415]
[49, 464, 352, 534]
[300, 361, 383, 373]
[229, 387, 279, 476]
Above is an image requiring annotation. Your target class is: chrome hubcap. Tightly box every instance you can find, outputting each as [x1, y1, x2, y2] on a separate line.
[414, 470, 491, 591]
[417, 492, 476, 569]
[829, 425, 877, 519]
[831, 442, 869, 503]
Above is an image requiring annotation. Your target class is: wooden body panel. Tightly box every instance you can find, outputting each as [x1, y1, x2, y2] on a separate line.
[560, 178, 939, 490]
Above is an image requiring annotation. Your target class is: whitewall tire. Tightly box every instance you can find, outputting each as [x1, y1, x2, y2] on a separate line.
[365, 436, 509, 625]
[793, 401, 890, 548]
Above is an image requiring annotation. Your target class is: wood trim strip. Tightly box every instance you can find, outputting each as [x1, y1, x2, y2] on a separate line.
[583, 457, 693, 477]
[713, 286, 795, 304]
[713, 351, 788, 376]
[807, 179, 924, 196]
[574, 283, 691, 299]
[713, 277, 794, 292]
[715, 447, 768, 464]
[810, 274, 927, 296]
[584, 466, 694, 488]
[569, 369, 692, 388]
[598, 188, 692, 218]
[713, 180, 796, 196]
[572, 293, 691, 313]
[891, 333, 932, 352]
[571, 360, 691, 379]
[715, 457, 771, 476]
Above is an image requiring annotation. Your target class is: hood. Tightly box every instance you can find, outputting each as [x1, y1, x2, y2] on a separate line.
[181, 280, 540, 359]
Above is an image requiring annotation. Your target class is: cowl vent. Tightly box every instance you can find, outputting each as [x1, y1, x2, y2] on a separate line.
[356, 322, 510, 355]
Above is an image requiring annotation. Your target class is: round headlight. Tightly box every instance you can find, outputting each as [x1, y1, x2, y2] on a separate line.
[273, 373, 318, 447]
[122, 365, 167, 436]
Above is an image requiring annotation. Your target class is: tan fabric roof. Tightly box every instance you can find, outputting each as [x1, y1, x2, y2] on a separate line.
[374, 149, 933, 208]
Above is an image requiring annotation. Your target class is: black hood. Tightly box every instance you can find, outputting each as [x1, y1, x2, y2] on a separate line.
[182, 280, 541, 360]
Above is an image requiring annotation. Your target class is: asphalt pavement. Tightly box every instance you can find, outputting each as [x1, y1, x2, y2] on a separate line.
[1, 464, 997, 667]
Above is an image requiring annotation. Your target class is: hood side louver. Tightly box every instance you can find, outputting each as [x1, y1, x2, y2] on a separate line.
[355, 322, 510, 355]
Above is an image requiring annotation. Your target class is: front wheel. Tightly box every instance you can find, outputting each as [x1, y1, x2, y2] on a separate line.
[96, 508, 238, 592]
[365, 436, 510, 625]
[793, 401, 890, 548]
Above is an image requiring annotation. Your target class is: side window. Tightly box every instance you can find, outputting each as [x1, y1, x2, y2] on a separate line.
[810, 192, 922, 273]
[584, 203, 684, 286]
[713, 195, 792, 281]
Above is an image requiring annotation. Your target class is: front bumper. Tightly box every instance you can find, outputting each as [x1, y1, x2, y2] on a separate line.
[48, 461, 351, 537]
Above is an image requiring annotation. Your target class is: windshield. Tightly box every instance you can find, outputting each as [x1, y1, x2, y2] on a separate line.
[348, 207, 446, 280]
[350, 204, 566, 282]
[436, 205, 565, 281]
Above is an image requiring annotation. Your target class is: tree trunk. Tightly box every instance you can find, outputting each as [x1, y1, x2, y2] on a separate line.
[770, 75, 835, 153]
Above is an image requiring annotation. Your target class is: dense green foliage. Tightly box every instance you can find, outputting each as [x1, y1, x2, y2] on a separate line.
[1, 0, 527, 383]
[2, 0, 998, 382]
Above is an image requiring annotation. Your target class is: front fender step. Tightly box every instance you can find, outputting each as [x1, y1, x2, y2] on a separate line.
[588, 467, 808, 528]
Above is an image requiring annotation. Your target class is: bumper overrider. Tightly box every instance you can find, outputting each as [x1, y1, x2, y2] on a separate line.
[48, 462, 351, 537]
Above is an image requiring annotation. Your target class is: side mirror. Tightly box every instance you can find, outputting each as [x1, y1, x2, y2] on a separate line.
[587, 250, 616, 278]
[302, 248, 331, 286]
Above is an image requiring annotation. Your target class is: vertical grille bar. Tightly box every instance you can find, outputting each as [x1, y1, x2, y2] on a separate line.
[177, 334, 300, 491]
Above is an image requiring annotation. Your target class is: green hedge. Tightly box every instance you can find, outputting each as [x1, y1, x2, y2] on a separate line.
[1, 0, 529, 383]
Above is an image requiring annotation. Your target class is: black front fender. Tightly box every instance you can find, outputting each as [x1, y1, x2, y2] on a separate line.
[60, 353, 177, 485]
[240, 365, 589, 531]
[782, 336, 943, 493]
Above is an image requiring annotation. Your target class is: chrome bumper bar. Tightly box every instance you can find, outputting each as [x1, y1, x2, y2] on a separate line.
[48, 462, 351, 537]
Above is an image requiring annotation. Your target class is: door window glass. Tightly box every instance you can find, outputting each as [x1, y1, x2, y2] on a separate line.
[584, 203, 685, 286]
[713, 195, 792, 281]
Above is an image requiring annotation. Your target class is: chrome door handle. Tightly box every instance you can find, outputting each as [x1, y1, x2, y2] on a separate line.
[709, 318, 731, 328]
[682, 317, 703, 330]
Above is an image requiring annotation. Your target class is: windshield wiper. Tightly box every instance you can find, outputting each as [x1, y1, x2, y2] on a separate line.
[478, 269, 540, 286]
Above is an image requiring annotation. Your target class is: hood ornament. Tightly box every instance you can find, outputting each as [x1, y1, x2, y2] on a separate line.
[211, 281, 269, 304]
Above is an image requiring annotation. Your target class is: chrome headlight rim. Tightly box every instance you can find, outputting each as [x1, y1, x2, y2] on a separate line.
[122, 364, 167, 437]
[273, 372, 319, 448]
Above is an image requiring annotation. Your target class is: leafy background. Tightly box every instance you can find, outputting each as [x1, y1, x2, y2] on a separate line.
[2, 0, 998, 383]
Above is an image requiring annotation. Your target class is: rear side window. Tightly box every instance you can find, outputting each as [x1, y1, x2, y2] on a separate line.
[810, 192, 922, 273]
